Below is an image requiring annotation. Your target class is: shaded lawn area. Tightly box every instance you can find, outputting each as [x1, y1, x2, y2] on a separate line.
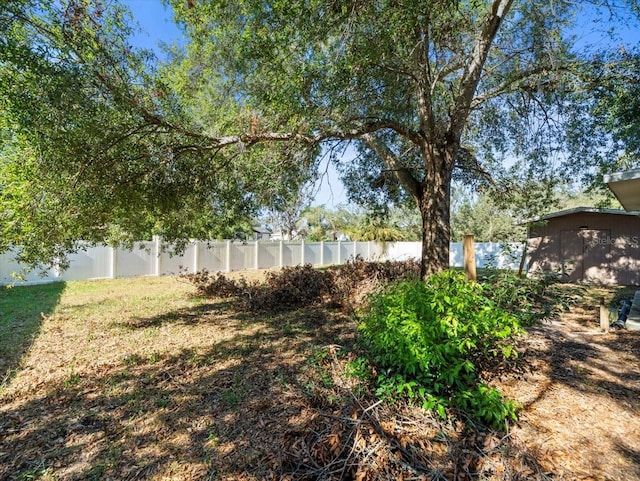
[1, 282, 66, 385]
[0, 276, 364, 480]
[1, 275, 639, 480]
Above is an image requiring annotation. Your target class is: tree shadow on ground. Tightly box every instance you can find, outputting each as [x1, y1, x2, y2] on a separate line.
[521, 285, 640, 405]
[614, 440, 640, 479]
[0, 282, 66, 385]
[0, 302, 362, 480]
[4, 289, 626, 480]
[515, 284, 640, 479]
[544, 293, 640, 404]
[542, 328, 640, 408]
[122, 301, 235, 329]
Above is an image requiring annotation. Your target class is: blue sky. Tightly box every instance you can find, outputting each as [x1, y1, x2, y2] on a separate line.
[123, 1, 182, 52]
[123, 1, 639, 63]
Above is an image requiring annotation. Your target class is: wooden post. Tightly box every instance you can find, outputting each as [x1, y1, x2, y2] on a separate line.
[600, 297, 609, 332]
[463, 235, 477, 281]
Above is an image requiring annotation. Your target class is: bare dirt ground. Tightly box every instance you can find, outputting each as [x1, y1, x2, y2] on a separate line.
[0, 277, 639, 480]
[495, 301, 640, 481]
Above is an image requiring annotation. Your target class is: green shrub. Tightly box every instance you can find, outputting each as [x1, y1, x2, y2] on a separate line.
[357, 270, 522, 427]
[482, 270, 567, 325]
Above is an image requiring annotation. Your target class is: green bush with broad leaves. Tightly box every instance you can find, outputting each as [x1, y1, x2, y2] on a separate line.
[357, 270, 522, 427]
[482, 269, 562, 325]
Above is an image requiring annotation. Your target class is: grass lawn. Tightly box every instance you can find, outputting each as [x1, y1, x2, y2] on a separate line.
[1, 273, 639, 480]
[1, 275, 359, 480]
[0, 282, 66, 384]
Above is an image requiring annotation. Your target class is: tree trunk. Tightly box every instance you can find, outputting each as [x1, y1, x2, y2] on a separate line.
[418, 172, 452, 279]
[369, 134, 456, 280]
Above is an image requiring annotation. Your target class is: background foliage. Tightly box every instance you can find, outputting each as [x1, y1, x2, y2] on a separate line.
[1, 0, 639, 271]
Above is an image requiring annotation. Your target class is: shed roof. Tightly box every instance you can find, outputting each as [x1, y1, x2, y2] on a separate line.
[518, 206, 639, 225]
[604, 169, 640, 211]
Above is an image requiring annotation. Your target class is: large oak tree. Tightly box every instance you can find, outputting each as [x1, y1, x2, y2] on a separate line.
[167, 0, 640, 277]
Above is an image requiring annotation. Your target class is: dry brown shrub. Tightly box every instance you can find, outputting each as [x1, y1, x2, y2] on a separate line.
[181, 259, 421, 312]
[245, 264, 330, 311]
[325, 257, 421, 310]
[181, 269, 252, 298]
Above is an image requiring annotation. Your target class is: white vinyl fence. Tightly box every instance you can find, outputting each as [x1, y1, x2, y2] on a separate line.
[0, 239, 524, 286]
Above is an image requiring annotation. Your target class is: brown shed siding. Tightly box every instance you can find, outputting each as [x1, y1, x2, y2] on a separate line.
[527, 212, 640, 285]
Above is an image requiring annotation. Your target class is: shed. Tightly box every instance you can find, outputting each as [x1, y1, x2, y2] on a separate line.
[524, 207, 640, 285]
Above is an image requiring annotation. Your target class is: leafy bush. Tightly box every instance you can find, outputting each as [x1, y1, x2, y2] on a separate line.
[357, 270, 522, 427]
[481, 270, 569, 325]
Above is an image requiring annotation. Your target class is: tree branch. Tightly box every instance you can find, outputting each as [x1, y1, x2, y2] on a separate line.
[361, 133, 422, 202]
[339, 118, 424, 145]
[470, 62, 578, 109]
[450, 0, 515, 142]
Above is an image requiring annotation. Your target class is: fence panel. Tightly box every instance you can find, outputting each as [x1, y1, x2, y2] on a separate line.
[198, 242, 227, 272]
[258, 242, 279, 269]
[0, 250, 56, 284]
[283, 242, 302, 267]
[354, 241, 370, 260]
[384, 241, 524, 270]
[449, 243, 463, 267]
[474, 242, 523, 270]
[115, 242, 155, 278]
[58, 245, 112, 281]
[323, 242, 340, 265]
[0, 240, 525, 285]
[373, 242, 386, 260]
[161, 243, 197, 275]
[227, 242, 252, 271]
[340, 241, 354, 263]
[384, 242, 422, 262]
[304, 242, 321, 266]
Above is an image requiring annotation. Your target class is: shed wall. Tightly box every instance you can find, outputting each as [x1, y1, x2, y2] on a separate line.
[527, 212, 640, 285]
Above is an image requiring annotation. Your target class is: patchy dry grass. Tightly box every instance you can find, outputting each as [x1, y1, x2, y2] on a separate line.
[493, 290, 640, 481]
[0, 275, 360, 480]
[1, 275, 639, 480]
